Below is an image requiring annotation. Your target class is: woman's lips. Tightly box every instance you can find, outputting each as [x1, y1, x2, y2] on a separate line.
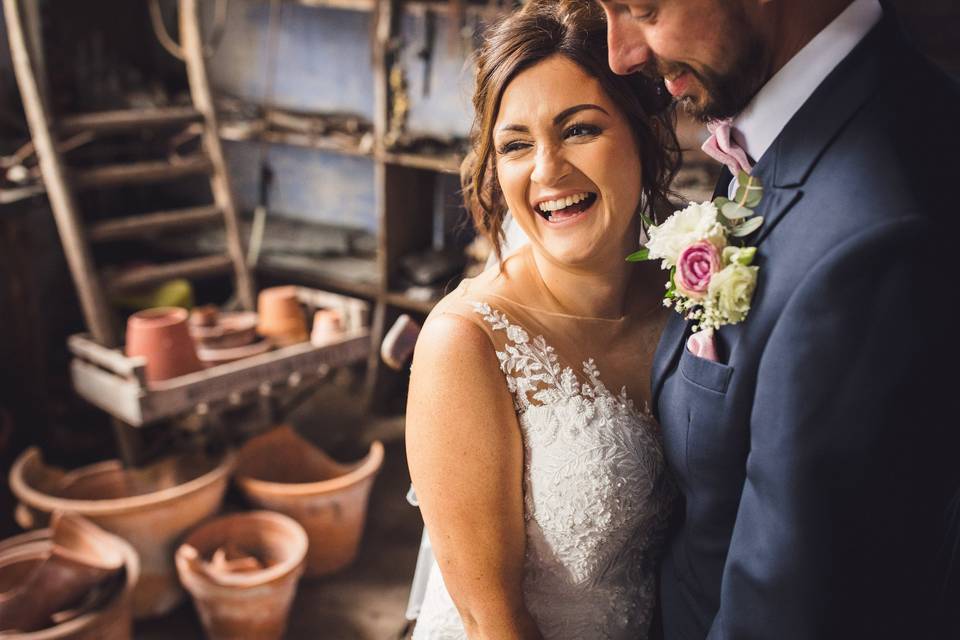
[537, 194, 598, 228]
[664, 71, 690, 97]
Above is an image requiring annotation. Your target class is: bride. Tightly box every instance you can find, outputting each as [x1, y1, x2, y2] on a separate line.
[406, 1, 680, 637]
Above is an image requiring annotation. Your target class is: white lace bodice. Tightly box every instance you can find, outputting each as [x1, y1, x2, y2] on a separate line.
[412, 302, 676, 640]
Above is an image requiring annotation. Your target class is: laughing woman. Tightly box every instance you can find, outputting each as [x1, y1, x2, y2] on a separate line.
[406, 1, 680, 638]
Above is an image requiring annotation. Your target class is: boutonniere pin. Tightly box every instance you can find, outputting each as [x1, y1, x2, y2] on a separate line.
[628, 171, 764, 332]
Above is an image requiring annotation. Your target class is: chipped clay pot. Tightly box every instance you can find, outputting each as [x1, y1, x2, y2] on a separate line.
[9, 447, 233, 619]
[256, 286, 308, 347]
[125, 307, 203, 384]
[235, 426, 384, 576]
[175, 511, 307, 640]
[0, 515, 139, 639]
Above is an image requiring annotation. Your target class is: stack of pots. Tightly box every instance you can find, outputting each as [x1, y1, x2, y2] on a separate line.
[9, 447, 234, 618]
[235, 426, 384, 576]
[0, 513, 139, 639]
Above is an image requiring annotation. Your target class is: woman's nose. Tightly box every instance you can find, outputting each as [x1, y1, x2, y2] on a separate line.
[530, 146, 571, 186]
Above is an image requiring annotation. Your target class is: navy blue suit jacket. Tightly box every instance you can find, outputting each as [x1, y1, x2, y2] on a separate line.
[654, 16, 960, 640]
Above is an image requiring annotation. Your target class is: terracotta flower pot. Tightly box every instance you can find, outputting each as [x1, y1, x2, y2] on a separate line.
[0, 515, 139, 639]
[190, 311, 259, 350]
[9, 448, 233, 619]
[310, 309, 344, 346]
[125, 307, 203, 384]
[256, 286, 308, 347]
[175, 511, 307, 640]
[235, 426, 384, 576]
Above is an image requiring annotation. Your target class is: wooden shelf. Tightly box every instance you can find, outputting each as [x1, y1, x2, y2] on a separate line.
[219, 123, 375, 161]
[257, 253, 382, 300]
[380, 150, 462, 174]
[292, 0, 376, 11]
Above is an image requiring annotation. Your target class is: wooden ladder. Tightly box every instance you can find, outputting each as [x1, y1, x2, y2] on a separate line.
[3, 0, 255, 348]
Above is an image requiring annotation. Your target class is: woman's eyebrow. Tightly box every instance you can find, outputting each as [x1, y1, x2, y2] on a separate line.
[496, 104, 610, 135]
[553, 104, 609, 124]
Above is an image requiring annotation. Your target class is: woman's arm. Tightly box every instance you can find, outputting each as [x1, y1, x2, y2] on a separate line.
[406, 313, 543, 640]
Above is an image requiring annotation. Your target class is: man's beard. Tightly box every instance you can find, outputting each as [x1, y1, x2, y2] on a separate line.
[644, 31, 771, 122]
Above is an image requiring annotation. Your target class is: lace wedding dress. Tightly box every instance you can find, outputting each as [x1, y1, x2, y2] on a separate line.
[409, 248, 677, 640]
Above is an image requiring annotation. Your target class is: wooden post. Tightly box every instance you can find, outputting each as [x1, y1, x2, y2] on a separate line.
[179, 0, 256, 311]
[3, 0, 117, 346]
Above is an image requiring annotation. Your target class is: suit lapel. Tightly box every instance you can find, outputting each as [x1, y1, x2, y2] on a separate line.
[650, 312, 687, 418]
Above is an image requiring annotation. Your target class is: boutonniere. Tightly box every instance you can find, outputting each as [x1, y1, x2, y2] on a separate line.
[628, 171, 764, 332]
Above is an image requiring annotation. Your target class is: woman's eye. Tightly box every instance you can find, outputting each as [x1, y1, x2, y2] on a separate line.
[564, 123, 602, 140]
[497, 140, 530, 154]
[629, 6, 656, 21]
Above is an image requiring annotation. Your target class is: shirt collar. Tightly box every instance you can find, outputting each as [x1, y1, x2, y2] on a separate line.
[733, 0, 883, 163]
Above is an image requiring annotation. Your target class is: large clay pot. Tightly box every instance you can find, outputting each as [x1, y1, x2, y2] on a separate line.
[0, 513, 126, 632]
[256, 286, 308, 346]
[235, 426, 384, 576]
[125, 307, 203, 384]
[175, 511, 307, 640]
[0, 515, 139, 639]
[9, 448, 233, 619]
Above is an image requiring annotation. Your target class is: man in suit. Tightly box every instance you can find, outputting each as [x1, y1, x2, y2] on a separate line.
[598, 0, 960, 638]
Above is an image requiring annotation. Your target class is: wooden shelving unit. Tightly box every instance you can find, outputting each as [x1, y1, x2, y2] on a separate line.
[238, 0, 507, 409]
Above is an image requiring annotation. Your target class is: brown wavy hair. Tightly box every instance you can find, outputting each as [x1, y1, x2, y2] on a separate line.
[462, 0, 680, 262]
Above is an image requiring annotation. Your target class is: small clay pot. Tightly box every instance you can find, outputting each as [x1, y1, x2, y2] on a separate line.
[9, 448, 233, 619]
[188, 305, 219, 328]
[310, 309, 344, 346]
[235, 426, 384, 576]
[0, 516, 139, 639]
[175, 511, 307, 640]
[125, 307, 203, 384]
[256, 287, 308, 347]
[190, 311, 259, 350]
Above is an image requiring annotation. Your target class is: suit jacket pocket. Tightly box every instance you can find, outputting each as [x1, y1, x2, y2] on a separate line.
[679, 346, 734, 394]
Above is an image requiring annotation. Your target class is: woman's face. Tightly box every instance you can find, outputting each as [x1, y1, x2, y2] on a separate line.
[493, 54, 643, 269]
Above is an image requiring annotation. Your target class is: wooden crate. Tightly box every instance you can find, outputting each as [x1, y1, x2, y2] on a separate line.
[68, 288, 371, 427]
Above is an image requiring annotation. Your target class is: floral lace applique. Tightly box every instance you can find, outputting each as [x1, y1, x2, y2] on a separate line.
[471, 301, 637, 415]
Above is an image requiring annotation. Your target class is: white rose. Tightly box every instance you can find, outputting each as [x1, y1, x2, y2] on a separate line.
[707, 262, 758, 324]
[646, 201, 727, 268]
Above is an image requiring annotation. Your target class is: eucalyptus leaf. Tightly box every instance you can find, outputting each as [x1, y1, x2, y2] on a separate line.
[735, 173, 764, 208]
[626, 248, 650, 262]
[731, 216, 764, 237]
[714, 197, 730, 209]
[721, 201, 753, 220]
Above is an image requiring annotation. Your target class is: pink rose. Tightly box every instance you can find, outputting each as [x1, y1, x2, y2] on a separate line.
[675, 241, 721, 299]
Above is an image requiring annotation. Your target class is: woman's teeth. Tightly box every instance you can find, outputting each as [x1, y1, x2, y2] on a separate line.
[536, 192, 597, 222]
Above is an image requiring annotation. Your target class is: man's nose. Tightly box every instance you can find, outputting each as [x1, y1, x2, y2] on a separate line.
[530, 146, 570, 186]
[607, 16, 650, 75]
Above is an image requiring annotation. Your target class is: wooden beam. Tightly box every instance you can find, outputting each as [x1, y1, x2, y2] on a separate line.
[105, 254, 234, 293]
[2, 0, 117, 345]
[180, 0, 256, 311]
[88, 205, 223, 243]
[59, 107, 203, 135]
[73, 154, 212, 189]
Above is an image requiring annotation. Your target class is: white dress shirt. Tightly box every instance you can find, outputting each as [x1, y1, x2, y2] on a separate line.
[728, 0, 883, 197]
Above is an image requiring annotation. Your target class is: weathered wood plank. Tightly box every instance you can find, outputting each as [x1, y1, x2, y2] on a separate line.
[58, 107, 204, 134]
[70, 359, 145, 426]
[73, 154, 213, 189]
[105, 254, 234, 293]
[88, 205, 223, 243]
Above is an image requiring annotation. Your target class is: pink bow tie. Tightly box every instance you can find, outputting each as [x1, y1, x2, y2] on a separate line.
[702, 119, 753, 176]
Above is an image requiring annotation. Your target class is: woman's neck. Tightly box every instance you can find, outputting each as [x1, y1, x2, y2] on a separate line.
[526, 245, 636, 320]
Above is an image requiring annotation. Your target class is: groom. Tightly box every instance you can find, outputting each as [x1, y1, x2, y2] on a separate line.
[599, 0, 959, 638]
